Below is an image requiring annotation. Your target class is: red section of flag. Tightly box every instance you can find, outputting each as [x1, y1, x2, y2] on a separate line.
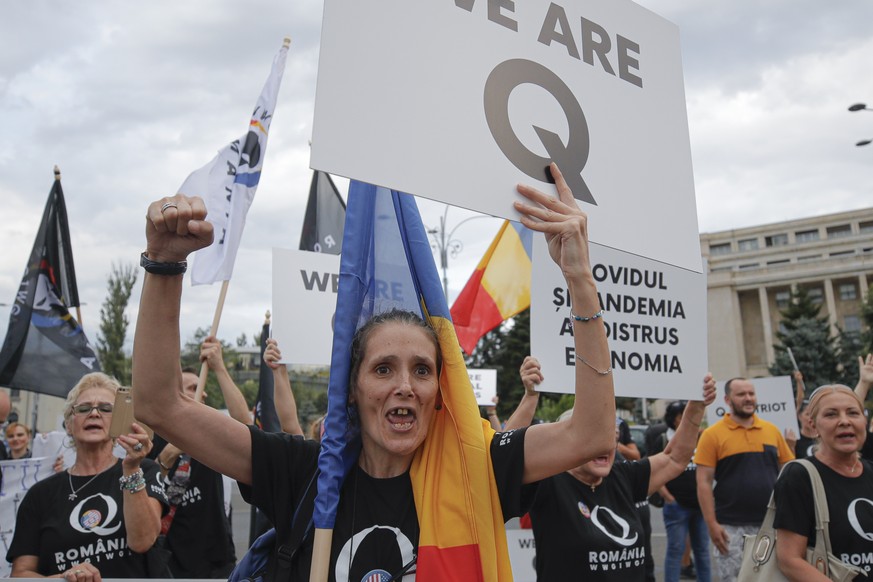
[416, 544, 484, 582]
[451, 269, 504, 354]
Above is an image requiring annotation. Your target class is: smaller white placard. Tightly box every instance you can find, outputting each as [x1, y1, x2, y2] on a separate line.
[506, 529, 537, 582]
[272, 248, 341, 365]
[468, 368, 497, 407]
[705, 376, 800, 436]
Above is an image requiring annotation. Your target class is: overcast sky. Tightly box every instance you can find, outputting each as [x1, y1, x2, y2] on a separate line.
[2, 0, 873, 355]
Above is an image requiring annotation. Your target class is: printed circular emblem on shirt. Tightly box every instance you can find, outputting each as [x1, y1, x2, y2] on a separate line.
[578, 501, 591, 518]
[80, 509, 103, 530]
[69, 493, 122, 536]
[361, 569, 391, 582]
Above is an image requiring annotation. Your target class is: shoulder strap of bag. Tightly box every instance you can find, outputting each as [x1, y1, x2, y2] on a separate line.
[795, 458, 834, 574]
[266, 467, 320, 581]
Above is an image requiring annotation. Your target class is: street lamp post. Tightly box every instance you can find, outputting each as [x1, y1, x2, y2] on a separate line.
[426, 206, 490, 300]
[848, 103, 872, 147]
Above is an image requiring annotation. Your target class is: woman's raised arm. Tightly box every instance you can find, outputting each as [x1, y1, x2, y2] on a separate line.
[132, 194, 253, 484]
[514, 163, 616, 484]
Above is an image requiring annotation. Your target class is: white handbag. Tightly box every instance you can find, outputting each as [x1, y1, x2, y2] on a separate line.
[737, 459, 866, 582]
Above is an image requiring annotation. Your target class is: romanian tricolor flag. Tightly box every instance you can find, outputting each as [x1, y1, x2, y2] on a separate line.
[313, 182, 513, 581]
[450, 220, 533, 354]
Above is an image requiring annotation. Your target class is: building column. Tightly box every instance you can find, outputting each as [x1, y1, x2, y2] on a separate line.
[823, 278, 839, 336]
[861, 273, 869, 299]
[758, 286, 775, 367]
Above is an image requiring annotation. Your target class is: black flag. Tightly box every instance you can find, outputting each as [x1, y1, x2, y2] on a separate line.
[252, 316, 280, 433]
[0, 172, 100, 398]
[299, 170, 346, 254]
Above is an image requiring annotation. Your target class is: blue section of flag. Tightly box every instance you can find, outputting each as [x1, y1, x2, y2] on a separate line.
[314, 180, 449, 529]
[233, 171, 261, 188]
[510, 221, 534, 258]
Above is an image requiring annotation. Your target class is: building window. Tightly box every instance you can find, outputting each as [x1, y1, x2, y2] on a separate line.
[765, 233, 788, 247]
[827, 224, 852, 239]
[860, 221, 873, 234]
[807, 288, 824, 304]
[775, 291, 791, 308]
[738, 263, 759, 270]
[738, 238, 759, 251]
[845, 315, 862, 333]
[767, 259, 790, 266]
[796, 229, 820, 243]
[840, 283, 857, 301]
[798, 255, 820, 262]
[709, 242, 731, 255]
[830, 250, 854, 258]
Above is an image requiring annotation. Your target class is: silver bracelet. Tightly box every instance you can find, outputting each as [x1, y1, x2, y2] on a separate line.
[576, 353, 612, 376]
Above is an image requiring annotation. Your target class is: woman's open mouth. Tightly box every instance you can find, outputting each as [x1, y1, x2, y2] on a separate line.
[387, 407, 415, 431]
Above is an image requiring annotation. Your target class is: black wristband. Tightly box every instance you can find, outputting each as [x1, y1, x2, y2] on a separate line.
[140, 252, 187, 276]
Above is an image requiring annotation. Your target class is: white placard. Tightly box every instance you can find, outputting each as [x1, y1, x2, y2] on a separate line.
[506, 529, 537, 582]
[0, 456, 57, 576]
[705, 376, 800, 436]
[312, 0, 701, 273]
[531, 239, 708, 399]
[468, 368, 498, 407]
[272, 248, 341, 365]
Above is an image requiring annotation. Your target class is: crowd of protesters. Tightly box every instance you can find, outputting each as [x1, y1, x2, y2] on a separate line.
[1, 166, 873, 581]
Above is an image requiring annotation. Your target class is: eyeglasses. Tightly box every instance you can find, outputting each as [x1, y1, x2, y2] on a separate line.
[72, 403, 114, 415]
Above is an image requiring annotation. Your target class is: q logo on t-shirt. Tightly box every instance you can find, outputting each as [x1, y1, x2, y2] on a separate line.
[590, 506, 639, 547]
[848, 498, 873, 542]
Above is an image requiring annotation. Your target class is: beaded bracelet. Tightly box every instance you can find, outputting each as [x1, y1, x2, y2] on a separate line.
[119, 469, 146, 494]
[571, 308, 603, 322]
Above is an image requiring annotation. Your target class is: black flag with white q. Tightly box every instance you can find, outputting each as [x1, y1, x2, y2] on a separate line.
[0, 171, 100, 397]
[299, 170, 346, 254]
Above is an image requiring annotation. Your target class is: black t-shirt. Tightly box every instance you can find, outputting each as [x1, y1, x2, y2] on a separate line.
[861, 431, 873, 462]
[239, 425, 528, 581]
[773, 457, 873, 575]
[794, 434, 817, 459]
[151, 437, 237, 577]
[6, 458, 168, 576]
[649, 429, 698, 510]
[525, 459, 652, 581]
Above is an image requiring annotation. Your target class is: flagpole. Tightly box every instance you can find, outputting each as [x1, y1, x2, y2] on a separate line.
[310, 529, 332, 582]
[194, 279, 229, 400]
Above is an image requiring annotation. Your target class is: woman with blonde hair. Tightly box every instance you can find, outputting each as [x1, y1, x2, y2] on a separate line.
[774, 384, 873, 581]
[5, 421, 33, 460]
[6, 372, 168, 579]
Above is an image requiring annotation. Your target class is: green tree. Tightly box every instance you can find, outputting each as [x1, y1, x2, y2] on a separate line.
[835, 327, 864, 387]
[770, 287, 839, 387]
[96, 263, 137, 384]
[463, 309, 570, 422]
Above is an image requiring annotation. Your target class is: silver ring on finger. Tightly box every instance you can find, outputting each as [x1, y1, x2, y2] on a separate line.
[133, 442, 144, 452]
[160, 202, 178, 213]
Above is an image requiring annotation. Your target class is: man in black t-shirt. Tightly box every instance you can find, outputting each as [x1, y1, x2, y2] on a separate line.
[150, 355, 252, 578]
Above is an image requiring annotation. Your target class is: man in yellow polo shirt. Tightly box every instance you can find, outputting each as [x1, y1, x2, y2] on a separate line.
[694, 378, 794, 581]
